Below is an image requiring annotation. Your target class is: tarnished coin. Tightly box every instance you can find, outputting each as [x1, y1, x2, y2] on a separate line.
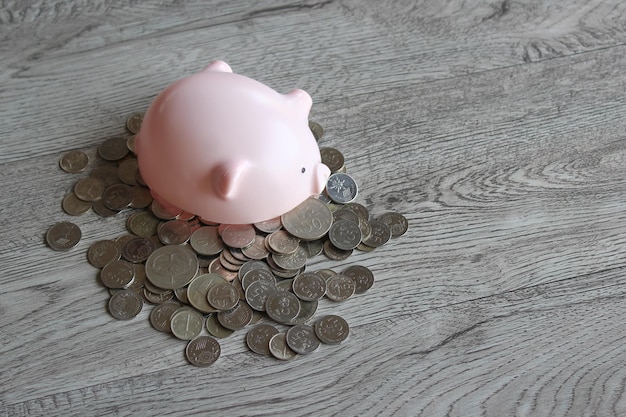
[292, 272, 327, 301]
[150, 199, 182, 220]
[220, 224, 256, 248]
[332, 207, 360, 225]
[326, 172, 358, 204]
[238, 260, 273, 282]
[328, 219, 362, 250]
[149, 302, 180, 332]
[253, 217, 282, 233]
[121, 236, 156, 263]
[170, 307, 204, 340]
[217, 302, 253, 330]
[361, 220, 392, 248]
[59, 150, 89, 173]
[316, 269, 337, 282]
[87, 240, 122, 268]
[190, 226, 224, 256]
[127, 211, 160, 237]
[46, 221, 81, 251]
[266, 230, 300, 254]
[126, 112, 144, 134]
[322, 239, 353, 261]
[326, 274, 355, 302]
[74, 177, 105, 202]
[246, 324, 280, 355]
[269, 333, 297, 361]
[100, 260, 135, 289]
[241, 235, 269, 260]
[377, 212, 409, 238]
[245, 279, 278, 311]
[266, 292, 301, 324]
[186, 336, 221, 367]
[187, 273, 227, 313]
[281, 197, 333, 240]
[308, 120, 324, 141]
[129, 185, 153, 208]
[207, 282, 239, 311]
[315, 315, 349, 345]
[62, 192, 92, 216]
[117, 158, 139, 186]
[92, 199, 118, 217]
[342, 265, 374, 294]
[241, 268, 276, 291]
[158, 219, 192, 245]
[286, 324, 320, 354]
[102, 183, 133, 210]
[320, 147, 344, 173]
[108, 289, 143, 320]
[99, 137, 129, 161]
[127, 263, 147, 290]
[206, 313, 235, 338]
[145, 245, 199, 290]
[272, 245, 307, 270]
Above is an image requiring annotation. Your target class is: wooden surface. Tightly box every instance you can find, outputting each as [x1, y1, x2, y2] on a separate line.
[2, 0, 626, 415]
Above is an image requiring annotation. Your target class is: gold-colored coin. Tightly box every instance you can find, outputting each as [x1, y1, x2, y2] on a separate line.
[59, 150, 89, 173]
[62, 192, 92, 216]
[126, 112, 144, 134]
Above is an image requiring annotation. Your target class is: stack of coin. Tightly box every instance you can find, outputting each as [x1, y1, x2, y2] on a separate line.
[50, 113, 408, 366]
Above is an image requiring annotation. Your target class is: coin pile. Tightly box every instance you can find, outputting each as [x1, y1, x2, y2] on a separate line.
[49, 113, 408, 366]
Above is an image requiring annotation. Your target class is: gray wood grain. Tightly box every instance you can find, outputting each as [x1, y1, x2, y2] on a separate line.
[2, 0, 626, 416]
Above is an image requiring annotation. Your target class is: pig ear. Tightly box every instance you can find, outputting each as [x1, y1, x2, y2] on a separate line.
[204, 60, 233, 73]
[212, 160, 249, 200]
[286, 89, 312, 113]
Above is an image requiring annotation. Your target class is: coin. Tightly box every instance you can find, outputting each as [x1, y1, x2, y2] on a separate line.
[220, 224, 256, 248]
[127, 263, 147, 290]
[62, 192, 92, 215]
[150, 199, 182, 220]
[126, 112, 144, 134]
[59, 150, 89, 173]
[190, 226, 224, 256]
[143, 288, 174, 304]
[246, 324, 279, 355]
[328, 219, 362, 250]
[87, 240, 122, 268]
[174, 286, 190, 304]
[300, 239, 323, 258]
[129, 185, 153, 208]
[342, 265, 374, 294]
[320, 147, 344, 173]
[241, 268, 276, 291]
[325, 172, 358, 204]
[238, 260, 272, 282]
[127, 211, 160, 237]
[344, 202, 369, 221]
[185, 335, 221, 367]
[92, 199, 118, 217]
[315, 315, 349, 344]
[288, 299, 318, 325]
[102, 183, 133, 210]
[100, 260, 135, 289]
[170, 307, 204, 340]
[376, 212, 409, 238]
[265, 292, 301, 324]
[253, 217, 282, 233]
[208, 258, 238, 282]
[108, 290, 143, 320]
[118, 158, 139, 186]
[326, 274, 355, 301]
[266, 230, 300, 254]
[127, 135, 136, 154]
[90, 164, 120, 187]
[286, 324, 320, 354]
[149, 302, 180, 332]
[99, 137, 129, 161]
[46, 221, 81, 251]
[158, 219, 192, 245]
[332, 207, 360, 224]
[205, 313, 235, 338]
[241, 235, 269, 260]
[272, 245, 307, 270]
[187, 273, 227, 313]
[207, 282, 239, 310]
[292, 272, 327, 301]
[269, 333, 297, 361]
[361, 220, 392, 248]
[245, 279, 278, 311]
[322, 239, 352, 261]
[308, 121, 324, 141]
[281, 197, 333, 240]
[121, 236, 156, 263]
[276, 278, 294, 292]
[73, 177, 105, 202]
[145, 245, 199, 290]
[217, 301, 253, 330]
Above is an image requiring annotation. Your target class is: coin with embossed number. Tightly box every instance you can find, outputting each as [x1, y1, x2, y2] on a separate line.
[245, 279, 278, 311]
[266, 292, 301, 324]
[266, 230, 300, 254]
[328, 219, 362, 250]
[108, 289, 143, 320]
[185, 335, 221, 367]
[46, 222, 82, 251]
[292, 272, 326, 301]
[272, 245, 307, 270]
[342, 265, 374, 294]
[281, 197, 333, 240]
[171, 307, 204, 340]
[361, 220, 392, 248]
[325, 274, 355, 301]
[59, 150, 89, 173]
[325, 172, 358, 204]
[315, 315, 349, 344]
[122, 236, 156, 263]
[286, 324, 320, 354]
[246, 323, 280, 356]
[207, 282, 239, 311]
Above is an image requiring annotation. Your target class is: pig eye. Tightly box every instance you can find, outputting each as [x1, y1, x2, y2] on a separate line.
[301, 167, 306, 173]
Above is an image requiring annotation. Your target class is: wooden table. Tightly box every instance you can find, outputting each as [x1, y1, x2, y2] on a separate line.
[2, 1, 625, 415]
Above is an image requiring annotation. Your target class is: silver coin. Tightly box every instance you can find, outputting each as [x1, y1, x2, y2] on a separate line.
[328, 219, 362, 250]
[342, 265, 374, 294]
[121, 236, 156, 263]
[100, 260, 135, 289]
[59, 150, 89, 173]
[325, 173, 358, 204]
[325, 274, 355, 301]
[149, 302, 180, 332]
[272, 245, 307, 270]
[46, 221, 81, 251]
[288, 299, 318, 325]
[87, 240, 122, 268]
[220, 224, 256, 248]
[108, 289, 143, 320]
[245, 279, 278, 311]
[145, 245, 199, 290]
[315, 315, 349, 344]
[205, 313, 235, 338]
[207, 282, 239, 311]
[308, 121, 324, 141]
[265, 292, 301, 324]
[170, 307, 204, 340]
[281, 197, 333, 240]
[361, 220, 392, 248]
[217, 302, 253, 330]
[320, 147, 344, 173]
[158, 219, 192, 245]
[246, 324, 279, 355]
[286, 324, 320, 354]
[268, 333, 297, 361]
[376, 211, 409, 238]
[292, 272, 326, 301]
[185, 336, 220, 367]
[238, 260, 272, 282]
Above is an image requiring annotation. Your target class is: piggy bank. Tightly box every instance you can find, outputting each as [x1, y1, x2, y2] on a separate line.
[136, 61, 331, 224]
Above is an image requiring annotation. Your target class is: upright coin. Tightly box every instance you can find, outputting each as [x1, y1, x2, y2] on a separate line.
[149, 302, 180, 332]
[265, 292, 301, 324]
[87, 240, 122, 268]
[170, 307, 204, 340]
[186, 336, 221, 367]
[342, 265, 375, 294]
[326, 274, 356, 301]
[320, 147, 345, 173]
[308, 121, 324, 141]
[281, 197, 333, 240]
[326, 173, 358, 204]
[286, 324, 320, 354]
[246, 324, 279, 355]
[376, 212, 409, 238]
[328, 219, 362, 250]
[315, 315, 349, 344]
[187, 273, 227, 313]
[145, 245, 199, 290]
[108, 290, 143, 320]
[292, 272, 327, 301]
[207, 282, 239, 311]
[98, 137, 129, 161]
[126, 112, 144, 134]
[59, 150, 89, 173]
[46, 222, 81, 251]
[269, 333, 297, 361]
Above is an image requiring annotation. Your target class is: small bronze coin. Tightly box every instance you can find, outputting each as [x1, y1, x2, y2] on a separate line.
[376, 211, 409, 238]
[59, 150, 89, 173]
[62, 192, 92, 216]
[126, 112, 144, 135]
[185, 336, 221, 367]
[46, 221, 81, 251]
[99, 137, 129, 161]
[87, 240, 122, 268]
[308, 121, 324, 141]
[320, 147, 344, 173]
[149, 302, 180, 332]
[108, 289, 143, 320]
[102, 183, 133, 210]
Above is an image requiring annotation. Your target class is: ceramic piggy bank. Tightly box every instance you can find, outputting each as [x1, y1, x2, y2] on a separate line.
[136, 60, 331, 224]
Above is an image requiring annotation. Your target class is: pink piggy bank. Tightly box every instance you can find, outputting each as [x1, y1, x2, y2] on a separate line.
[136, 61, 331, 224]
